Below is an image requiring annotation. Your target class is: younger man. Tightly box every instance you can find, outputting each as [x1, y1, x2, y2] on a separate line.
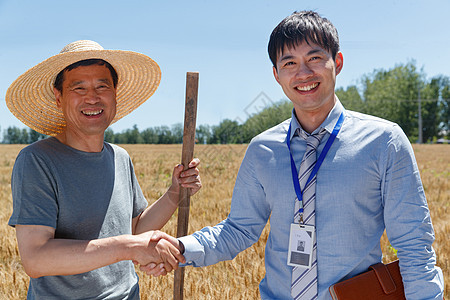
[151, 11, 444, 300]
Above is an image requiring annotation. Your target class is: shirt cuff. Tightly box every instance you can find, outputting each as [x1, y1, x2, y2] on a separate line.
[178, 235, 204, 266]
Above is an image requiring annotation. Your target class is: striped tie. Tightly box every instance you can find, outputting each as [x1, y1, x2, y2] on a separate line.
[291, 128, 326, 300]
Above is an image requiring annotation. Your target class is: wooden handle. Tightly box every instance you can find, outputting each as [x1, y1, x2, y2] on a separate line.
[173, 72, 199, 300]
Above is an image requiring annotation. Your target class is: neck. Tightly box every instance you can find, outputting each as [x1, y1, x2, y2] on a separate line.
[55, 131, 104, 152]
[294, 96, 336, 133]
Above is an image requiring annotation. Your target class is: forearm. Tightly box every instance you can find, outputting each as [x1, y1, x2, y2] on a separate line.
[134, 159, 202, 235]
[134, 186, 179, 234]
[19, 233, 135, 278]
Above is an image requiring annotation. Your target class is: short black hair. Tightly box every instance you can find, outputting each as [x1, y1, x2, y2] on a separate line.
[268, 11, 340, 68]
[53, 59, 118, 93]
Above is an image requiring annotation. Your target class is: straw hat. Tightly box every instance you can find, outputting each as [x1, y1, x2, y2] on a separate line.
[6, 40, 161, 136]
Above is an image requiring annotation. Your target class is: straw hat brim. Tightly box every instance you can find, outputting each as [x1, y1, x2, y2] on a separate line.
[6, 49, 161, 136]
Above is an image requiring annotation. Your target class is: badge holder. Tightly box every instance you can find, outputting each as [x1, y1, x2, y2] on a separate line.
[287, 223, 315, 268]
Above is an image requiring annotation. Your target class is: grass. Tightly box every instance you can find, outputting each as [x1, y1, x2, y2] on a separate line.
[0, 144, 448, 299]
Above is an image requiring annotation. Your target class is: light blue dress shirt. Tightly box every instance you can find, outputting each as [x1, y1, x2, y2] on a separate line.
[179, 99, 444, 299]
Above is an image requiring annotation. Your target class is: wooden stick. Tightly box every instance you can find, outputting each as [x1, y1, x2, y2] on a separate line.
[173, 72, 199, 300]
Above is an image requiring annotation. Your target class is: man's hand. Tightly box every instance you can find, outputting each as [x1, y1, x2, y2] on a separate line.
[171, 158, 202, 197]
[131, 231, 185, 274]
[138, 239, 185, 277]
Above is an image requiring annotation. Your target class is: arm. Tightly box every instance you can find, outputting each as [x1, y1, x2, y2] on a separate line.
[131, 158, 201, 276]
[382, 126, 444, 298]
[15, 224, 184, 279]
[141, 141, 271, 276]
[179, 143, 271, 267]
[133, 158, 201, 234]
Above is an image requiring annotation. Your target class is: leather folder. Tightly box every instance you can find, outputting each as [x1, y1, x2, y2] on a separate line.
[329, 260, 406, 300]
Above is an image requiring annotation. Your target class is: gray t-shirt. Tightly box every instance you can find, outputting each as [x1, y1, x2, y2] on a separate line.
[9, 137, 148, 299]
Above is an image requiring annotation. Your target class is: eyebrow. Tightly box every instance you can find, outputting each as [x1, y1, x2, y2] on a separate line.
[307, 49, 326, 56]
[68, 78, 112, 88]
[278, 48, 327, 63]
[278, 54, 295, 63]
[97, 79, 113, 85]
[68, 80, 85, 88]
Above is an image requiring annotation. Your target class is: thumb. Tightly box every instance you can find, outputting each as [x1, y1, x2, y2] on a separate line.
[173, 164, 184, 179]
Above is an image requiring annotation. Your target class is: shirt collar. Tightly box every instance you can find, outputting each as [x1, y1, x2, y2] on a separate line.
[289, 97, 345, 141]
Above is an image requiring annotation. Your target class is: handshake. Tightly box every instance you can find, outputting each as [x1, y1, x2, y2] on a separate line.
[130, 230, 185, 277]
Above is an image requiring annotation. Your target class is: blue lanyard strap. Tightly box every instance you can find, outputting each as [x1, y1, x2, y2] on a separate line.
[287, 112, 345, 214]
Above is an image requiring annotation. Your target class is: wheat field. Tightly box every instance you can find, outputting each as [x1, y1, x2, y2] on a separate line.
[0, 144, 448, 299]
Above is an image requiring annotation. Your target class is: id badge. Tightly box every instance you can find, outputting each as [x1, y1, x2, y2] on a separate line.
[287, 223, 315, 268]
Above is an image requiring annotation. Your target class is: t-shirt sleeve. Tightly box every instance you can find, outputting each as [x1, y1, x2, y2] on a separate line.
[128, 158, 148, 218]
[8, 150, 58, 228]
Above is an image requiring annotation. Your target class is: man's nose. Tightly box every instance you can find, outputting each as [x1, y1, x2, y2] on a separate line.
[295, 63, 314, 79]
[84, 88, 100, 103]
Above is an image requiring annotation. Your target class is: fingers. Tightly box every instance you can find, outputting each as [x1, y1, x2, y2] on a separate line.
[154, 232, 186, 264]
[180, 175, 202, 194]
[155, 239, 180, 272]
[172, 158, 202, 195]
[173, 158, 200, 179]
[179, 159, 200, 179]
[140, 263, 167, 277]
[149, 231, 186, 270]
[154, 232, 185, 255]
[188, 157, 200, 168]
[132, 231, 185, 276]
[172, 164, 184, 179]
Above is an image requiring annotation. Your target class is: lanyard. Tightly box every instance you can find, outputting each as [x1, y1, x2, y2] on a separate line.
[286, 112, 345, 221]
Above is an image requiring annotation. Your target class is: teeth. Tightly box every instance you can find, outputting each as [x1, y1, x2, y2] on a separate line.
[82, 109, 103, 116]
[297, 83, 318, 91]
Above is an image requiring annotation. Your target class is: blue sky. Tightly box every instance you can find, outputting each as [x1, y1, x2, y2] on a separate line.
[1, 0, 449, 133]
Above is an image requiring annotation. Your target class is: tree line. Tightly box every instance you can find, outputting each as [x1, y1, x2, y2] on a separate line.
[2, 62, 449, 145]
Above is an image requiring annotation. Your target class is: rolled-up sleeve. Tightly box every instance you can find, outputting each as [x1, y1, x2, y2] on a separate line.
[382, 125, 444, 299]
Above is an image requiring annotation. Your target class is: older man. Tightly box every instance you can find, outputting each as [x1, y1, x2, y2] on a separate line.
[7, 40, 201, 299]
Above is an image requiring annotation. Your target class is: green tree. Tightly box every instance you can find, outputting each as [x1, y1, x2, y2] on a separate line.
[439, 78, 450, 138]
[420, 76, 443, 142]
[141, 127, 159, 144]
[113, 132, 128, 144]
[29, 129, 46, 143]
[362, 62, 423, 138]
[210, 119, 241, 144]
[156, 126, 174, 144]
[171, 123, 183, 144]
[125, 125, 143, 144]
[196, 124, 212, 144]
[21, 128, 29, 144]
[4, 126, 22, 144]
[240, 100, 293, 142]
[336, 85, 365, 113]
[104, 128, 115, 143]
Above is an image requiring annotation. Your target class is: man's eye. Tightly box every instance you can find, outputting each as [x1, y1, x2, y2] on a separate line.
[97, 84, 111, 90]
[284, 61, 295, 67]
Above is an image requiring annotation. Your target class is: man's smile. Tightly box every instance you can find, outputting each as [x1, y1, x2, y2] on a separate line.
[296, 82, 319, 92]
[81, 109, 104, 116]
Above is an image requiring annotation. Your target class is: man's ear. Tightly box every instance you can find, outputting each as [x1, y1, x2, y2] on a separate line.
[335, 52, 343, 76]
[273, 66, 280, 84]
[54, 88, 62, 108]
